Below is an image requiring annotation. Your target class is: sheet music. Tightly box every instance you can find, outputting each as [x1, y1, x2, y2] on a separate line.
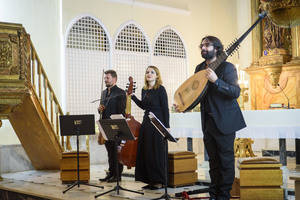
[96, 120, 108, 140]
[148, 112, 177, 143]
[110, 115, 126, 143]
[148, 112, 170, 137]
[110, 114, 125, 119]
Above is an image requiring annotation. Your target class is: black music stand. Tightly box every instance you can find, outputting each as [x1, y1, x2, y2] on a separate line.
[148, 112, 178, 200]
[95, 118, 144, 198]
[59, 114, 104, 194]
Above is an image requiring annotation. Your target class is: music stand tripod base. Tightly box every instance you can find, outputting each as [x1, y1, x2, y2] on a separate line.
[148, 112, 179, 200]
[59, 115, 104, 194]
[95, 119, 144, 198]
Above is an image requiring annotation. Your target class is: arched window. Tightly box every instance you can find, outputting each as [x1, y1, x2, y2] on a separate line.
[152, 27, 188, 108]
[113, 22, 151, 121]
[65, 16, 111, 117]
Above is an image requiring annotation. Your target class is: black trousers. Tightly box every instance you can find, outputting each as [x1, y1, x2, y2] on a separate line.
[105, 140, 123, 177]
[203, 114, 235, 200]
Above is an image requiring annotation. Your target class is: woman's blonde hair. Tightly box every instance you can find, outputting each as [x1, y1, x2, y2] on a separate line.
[143, 65, 162, 90]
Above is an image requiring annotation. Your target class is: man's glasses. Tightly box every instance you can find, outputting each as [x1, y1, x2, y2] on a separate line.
[199, 43, 213, 49]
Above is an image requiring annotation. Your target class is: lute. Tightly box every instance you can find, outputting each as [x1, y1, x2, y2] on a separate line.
[174, 11, 267, 112]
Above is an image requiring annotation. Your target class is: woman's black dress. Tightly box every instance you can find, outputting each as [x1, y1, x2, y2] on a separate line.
[132, 85, 170, 185]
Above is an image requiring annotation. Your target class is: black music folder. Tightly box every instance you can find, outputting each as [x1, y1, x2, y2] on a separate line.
[59, 114, 95, 136]
[148, 112, 177, 143]
[98, 118, 135, 141]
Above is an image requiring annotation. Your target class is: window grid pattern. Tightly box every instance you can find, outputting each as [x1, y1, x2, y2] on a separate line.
[153, 29, 188, 108]
[114, 24, 150, 122]
[115, 24, 149, 53]
[66, 16, 110, 119]
[154, 29, 186, 58]
[67, 16, 109, 51]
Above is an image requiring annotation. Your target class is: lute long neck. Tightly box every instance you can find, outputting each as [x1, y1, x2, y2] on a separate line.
[208, 52, 228, 71]
[208, 11, 267, 71]
[125, 76, 134, 117]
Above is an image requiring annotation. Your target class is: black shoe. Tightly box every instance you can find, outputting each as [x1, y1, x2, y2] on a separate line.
[99, 174, 113, 182]
[107, 176, 121, 183]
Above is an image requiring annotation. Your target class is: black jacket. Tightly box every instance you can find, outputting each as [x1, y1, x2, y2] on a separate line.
[195, 61, 246, 134]
[100, 85, 126, 119]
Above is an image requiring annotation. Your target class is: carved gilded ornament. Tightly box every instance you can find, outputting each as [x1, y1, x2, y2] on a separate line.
[0, 41, 12, 69]
[258, 9, 292, 88]
[234, 138, 256, 158]
[263, 72, 288, 94]
[260, 0, 300, 28]
[9, 34, 18, 44]
[18, 30, 30, 81]
[263, 65, 282, 88]
[263, 17, 291, 51]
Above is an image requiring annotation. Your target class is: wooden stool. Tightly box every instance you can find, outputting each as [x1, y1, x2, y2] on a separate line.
[239, 157, 283, 200]
[60, 151, 90, 183]
[168, 151, 198, 187]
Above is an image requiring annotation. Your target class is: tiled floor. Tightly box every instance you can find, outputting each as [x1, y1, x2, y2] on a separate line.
[0, 165, 210, 200]
[0, 155, 298, 200]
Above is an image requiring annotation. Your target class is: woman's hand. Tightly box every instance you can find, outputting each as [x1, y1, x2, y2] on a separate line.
[172, 104, 181, 112]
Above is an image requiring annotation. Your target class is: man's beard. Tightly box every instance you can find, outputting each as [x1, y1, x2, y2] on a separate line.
[201, 50, 216, 60]
[105, 82, 112, 87]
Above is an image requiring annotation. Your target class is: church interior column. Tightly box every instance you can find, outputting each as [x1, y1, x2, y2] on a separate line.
[289, 25, 300, 168]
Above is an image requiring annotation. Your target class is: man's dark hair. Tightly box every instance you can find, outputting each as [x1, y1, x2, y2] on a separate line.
[105, 70, 117, 78]
[201, 36, 224, 56]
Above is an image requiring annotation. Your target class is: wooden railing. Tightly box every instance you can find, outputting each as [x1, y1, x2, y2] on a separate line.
[28, 40, 66, 150]
[0, 22, 90, 154]
[28, 38, 90, 152]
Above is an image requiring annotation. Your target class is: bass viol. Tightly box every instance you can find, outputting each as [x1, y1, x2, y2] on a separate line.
[118, 76, 140, 169]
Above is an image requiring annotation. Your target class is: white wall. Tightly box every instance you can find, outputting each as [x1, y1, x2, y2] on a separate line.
[62, 0, 240, 75]
[0, 0, 255, 145]
[0, 0, 62, 144]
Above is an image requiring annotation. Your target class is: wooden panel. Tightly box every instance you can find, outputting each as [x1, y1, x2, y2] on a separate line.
[8, 94, 62, 169]
[230, 178, 240, 197]
[168, 151, 197, 173]
[240, 169, 282, 186]
[60, 152, 89, 170]
[62, 152, 89, 158]
[296, 181, 300, 200]
[168, 172, 198, 187]
[60, 170, 90, 182]
[239, 163, 282, 169]
[168, 158, 197, 173]
[240, 187, 283, 200]
[246, 65, 300, 110]
[168, 151, 196, 159]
